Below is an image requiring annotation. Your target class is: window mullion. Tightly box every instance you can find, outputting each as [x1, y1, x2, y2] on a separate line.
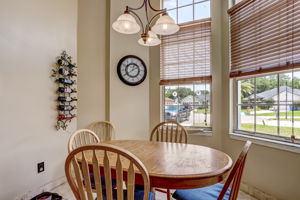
[277, 74, 280, 136]
[292, 70, 295, 139]
[254, 78, 257, 133]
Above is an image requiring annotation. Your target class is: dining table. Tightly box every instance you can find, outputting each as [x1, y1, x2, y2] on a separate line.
[82, 140, 233, 190]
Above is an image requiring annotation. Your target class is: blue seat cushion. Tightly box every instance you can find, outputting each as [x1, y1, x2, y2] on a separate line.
[172, 184, 231, 200]
[100, 189, 154, 200]
[89, 173, 117, 189]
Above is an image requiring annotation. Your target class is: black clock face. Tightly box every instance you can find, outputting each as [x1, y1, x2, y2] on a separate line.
[117, 55, 147, 86]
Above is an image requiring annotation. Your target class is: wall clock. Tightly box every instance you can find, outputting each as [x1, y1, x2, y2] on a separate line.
[117, 55, 147, 86]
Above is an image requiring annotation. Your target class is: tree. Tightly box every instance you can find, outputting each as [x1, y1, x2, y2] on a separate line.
[198, 90, 209, 95]
[256, 75, 277, 93]
[165, 87, 195, 100]
[241, 80, 254, 99]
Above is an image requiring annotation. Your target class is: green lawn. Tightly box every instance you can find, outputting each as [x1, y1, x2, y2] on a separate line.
[268, 118, 300, 121]
[195, 108, 210, 114]
[243, 110, 300, 117]
[241, 123, 300, 137]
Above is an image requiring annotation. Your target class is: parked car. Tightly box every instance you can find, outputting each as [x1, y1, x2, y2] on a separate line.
[165, 105, 189, 122]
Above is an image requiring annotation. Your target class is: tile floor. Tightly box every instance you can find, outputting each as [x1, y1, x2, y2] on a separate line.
[52, 182, 258, 200]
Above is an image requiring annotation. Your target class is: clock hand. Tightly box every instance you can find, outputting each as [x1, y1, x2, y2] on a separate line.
[128, 65, 138, 74]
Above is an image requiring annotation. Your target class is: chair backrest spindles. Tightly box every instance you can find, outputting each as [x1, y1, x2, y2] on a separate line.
[68, 129, 100, 153]
[65, 144, 151, 200]
[116, 154, 123, 200]
[127, 162, 135, 200]
[92, 150, 103, 200]
[150, 121, 188, 144]
[87, 121, 115, 141]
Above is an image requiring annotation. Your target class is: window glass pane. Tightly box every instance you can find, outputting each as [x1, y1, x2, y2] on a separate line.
[256, 75, 278, 104]
[176, 85, 194, 124]
[194, 84, 211, 127]
[178, 5, 193, 23]
[163, 0, 177, 9]
[168, 9, 177, 24]
[256, 105, 278, 135]
[164, 85, 179, 123]
[293, 70, 300, 105]
[189, 105, 208, 127]
[195, 1, 211, 20]
[279, 107, 294, 138]
[255, 105, 278, 135]
[238, 78, 254, 104]
[237, 105, 254, 132]
[279, 72, 293, 104]
[178, 0, 193, 7]
[164, 85, 178, 105]
[179, 105, 193, 126]
[163, 84, 211, 128]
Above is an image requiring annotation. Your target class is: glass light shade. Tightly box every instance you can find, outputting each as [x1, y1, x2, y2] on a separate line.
[152, 14, 180, 35]
[138, 31, 161, 46]
[112, 13, 140, 34]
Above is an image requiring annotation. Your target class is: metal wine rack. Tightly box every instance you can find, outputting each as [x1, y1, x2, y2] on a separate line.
[51, 51, 77, 130]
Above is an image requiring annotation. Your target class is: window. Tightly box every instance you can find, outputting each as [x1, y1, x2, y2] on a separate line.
[161, 0, 211, 130]
[163, 0, 210, 23]
[163, 84, 211, 129]
[235, 71, 300, 144]
[229, 0, 300, 144]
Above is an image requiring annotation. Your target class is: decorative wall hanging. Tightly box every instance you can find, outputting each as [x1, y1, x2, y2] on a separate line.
[112, 0, 180, 46]
[51, 51, 77, 130]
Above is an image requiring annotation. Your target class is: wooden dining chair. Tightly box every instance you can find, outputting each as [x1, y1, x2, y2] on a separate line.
[150, 121, 188, 200]
[87, 121, 115, 142]
[68, 129, 100, 153]
[65, 144, 154, 200]
[172, 141, 252, 200]
[150, 121, 188, 144]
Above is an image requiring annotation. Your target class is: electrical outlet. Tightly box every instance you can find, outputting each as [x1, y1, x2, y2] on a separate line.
[37, 162, 45, 173]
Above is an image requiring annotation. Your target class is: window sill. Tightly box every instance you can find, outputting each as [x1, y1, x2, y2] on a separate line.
[187, 129, 213, 136]
[230, 132, 300, 154]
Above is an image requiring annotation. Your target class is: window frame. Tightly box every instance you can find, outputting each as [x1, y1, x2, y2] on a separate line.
[232, 72, 300, 145]
[160, 0, 212, 132]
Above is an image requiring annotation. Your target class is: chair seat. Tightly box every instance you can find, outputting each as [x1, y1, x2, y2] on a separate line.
[100, 190, 154, 200]
[172, 184, 231, 200]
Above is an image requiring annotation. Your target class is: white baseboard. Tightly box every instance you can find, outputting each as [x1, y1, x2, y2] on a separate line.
[15, 176, 66, 200]
[240, 182, 277, 200]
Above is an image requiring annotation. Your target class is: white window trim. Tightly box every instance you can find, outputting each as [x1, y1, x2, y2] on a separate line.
[230, 132, 300, 154]
[231, 76, 300, 152]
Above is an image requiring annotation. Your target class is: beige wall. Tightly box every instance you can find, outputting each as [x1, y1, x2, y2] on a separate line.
[109, 0, 150, 140]
[77, 0, 150, 140]
[77, 0, 108, 128]
[220, 1, 300, 199]
[0, 0, 77, 199]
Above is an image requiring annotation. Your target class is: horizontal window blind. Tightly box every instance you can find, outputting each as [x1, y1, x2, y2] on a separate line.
[228, 0, 300, 78]
[160, 18, 212, 85]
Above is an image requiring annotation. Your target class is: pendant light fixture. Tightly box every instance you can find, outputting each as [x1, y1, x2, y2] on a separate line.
[112, 0, 180, 47]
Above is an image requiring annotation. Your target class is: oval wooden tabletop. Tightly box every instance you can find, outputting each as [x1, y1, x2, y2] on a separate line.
[97, 140, 233, 189]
